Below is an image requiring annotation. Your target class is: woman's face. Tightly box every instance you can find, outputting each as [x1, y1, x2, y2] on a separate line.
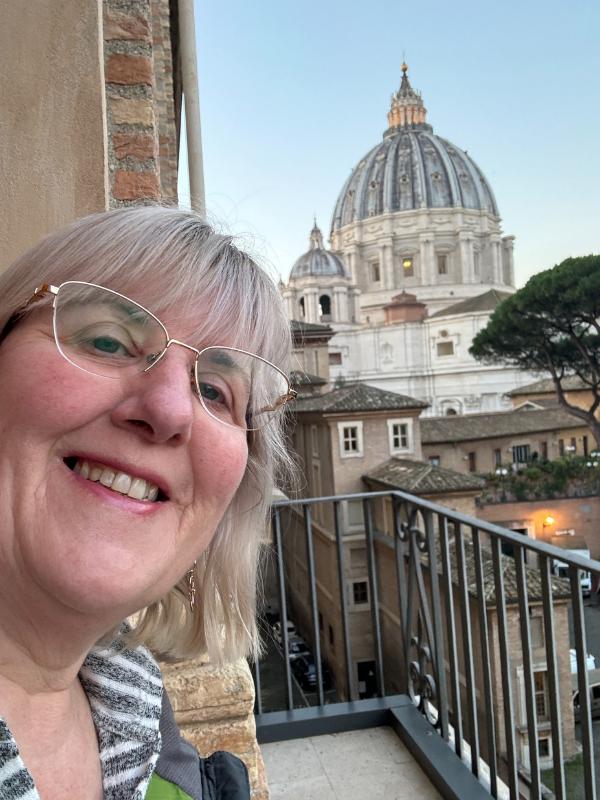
[0, 297, 249, 622]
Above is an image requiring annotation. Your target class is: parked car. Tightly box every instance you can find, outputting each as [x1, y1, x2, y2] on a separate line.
[291, 656, 333, 692]
[573, 682, 600, 721]
[570, 649, 596, 674]
[273, 620, 296, 645]
[287, 636, 311, 661]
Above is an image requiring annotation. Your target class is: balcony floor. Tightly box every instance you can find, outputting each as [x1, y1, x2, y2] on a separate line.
[261, 726, 442, 800]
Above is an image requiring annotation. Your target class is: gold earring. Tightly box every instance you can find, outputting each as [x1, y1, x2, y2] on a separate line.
[187, 561, 197, 612]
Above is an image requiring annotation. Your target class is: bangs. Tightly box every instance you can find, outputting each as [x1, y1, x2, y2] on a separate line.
[0, 206, 289, 374]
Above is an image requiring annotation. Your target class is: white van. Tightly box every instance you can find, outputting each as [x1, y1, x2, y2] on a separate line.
[552, 548, 592, 596]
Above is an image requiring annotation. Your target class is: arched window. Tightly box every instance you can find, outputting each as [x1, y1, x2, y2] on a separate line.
[319, 294, 331, 321]
[299, 297, 305, 318]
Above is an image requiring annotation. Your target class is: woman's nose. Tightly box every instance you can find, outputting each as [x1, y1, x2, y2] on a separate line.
[111, 348, 196, 445]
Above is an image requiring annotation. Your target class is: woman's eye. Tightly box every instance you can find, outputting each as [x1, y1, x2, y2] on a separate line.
[91, 336, 126, 354]
[198, 382, 226, 404]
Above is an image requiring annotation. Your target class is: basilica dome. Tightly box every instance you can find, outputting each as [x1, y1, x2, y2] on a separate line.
[290, 221, 349, 279]
[331, 65, 498, 232]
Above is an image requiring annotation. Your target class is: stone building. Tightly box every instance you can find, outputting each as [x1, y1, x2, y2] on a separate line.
[421, 405, 593, 474]
[282, 65, 537, 416]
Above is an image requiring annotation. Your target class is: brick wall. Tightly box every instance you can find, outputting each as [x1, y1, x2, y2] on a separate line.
[103, 0, 178, 206]
[150, 0, 179, 201]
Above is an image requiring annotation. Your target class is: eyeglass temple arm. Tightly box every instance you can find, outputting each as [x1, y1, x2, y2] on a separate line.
[27, 284, 59, 307]
[258, 389, 297, 413]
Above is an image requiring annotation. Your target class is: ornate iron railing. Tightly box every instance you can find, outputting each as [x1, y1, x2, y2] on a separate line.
[254, 490, 600, 800]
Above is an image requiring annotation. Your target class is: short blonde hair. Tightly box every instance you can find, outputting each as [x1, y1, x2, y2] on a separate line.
[0, 206, 293, 663]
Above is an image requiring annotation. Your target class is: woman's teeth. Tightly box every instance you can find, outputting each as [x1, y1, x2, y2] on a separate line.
[72, 459, 160, 501]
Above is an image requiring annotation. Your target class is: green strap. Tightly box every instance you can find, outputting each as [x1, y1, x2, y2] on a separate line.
[145, 772, 194, 800]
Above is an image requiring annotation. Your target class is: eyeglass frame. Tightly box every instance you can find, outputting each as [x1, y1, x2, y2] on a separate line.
[16, 280, 297, 431]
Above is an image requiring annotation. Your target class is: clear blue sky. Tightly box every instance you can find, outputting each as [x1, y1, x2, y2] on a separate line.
[180, 0, 600, 287]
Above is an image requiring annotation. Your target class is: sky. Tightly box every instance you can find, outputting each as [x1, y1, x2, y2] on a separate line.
[179, 0, 600, 288]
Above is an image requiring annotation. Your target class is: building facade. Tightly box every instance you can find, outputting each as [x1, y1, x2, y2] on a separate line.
[283, 66, 536, 416]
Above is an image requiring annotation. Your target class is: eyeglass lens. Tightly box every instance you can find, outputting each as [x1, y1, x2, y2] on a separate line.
[53, 282, 289, 431]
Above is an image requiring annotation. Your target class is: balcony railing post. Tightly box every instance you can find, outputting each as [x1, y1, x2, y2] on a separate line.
[334, 500, 355, 700]
[455, 522, 480, 778]
[303, 505, 325, 706]
[273, 507, 294, 710]
[424, 509, 450, 740]
[439, 514, 464, 758]
[471, 527, 498, 796]
[363, 496, 385, 697]
[570, 566, 597, 799]
[539, 554, 566, 800]
[515, 545, 540, 796]
[393, 497, 409, 696]
[491, 538, 519, 799]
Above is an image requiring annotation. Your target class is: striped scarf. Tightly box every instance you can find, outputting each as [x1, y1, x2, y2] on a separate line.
[0, 634, 163, 799]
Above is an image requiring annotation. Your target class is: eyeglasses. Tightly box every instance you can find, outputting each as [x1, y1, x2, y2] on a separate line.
[22, 281, 296, 431]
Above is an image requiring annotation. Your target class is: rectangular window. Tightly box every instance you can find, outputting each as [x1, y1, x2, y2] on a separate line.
[473, 251, 480, 275]
[538, 738, 550, 758]
[329, 352, 342, 366]
[540, 440, 548, 460]
[387, 419, 412, 453]
[428, 455, 440, 466]
[494, 448, 502, 467]
[338, 421, 364, 458]
[370, 260, 381, 282]
[570, 437, 577, 453]
[559, 438, 565, 457]
[346, 500, 364, 528]
[437, 254, 447, 274]
[534, 671, 549, 720]
[468, 452, 477, 473]
[583, 435, 589, 456]
[352, 580, 369, 606]
[436, 341, 454, 357]
[310, 425, 319, 458]
[402, 257, 414, 277]
[530, 617, 544, 649]
[512, 444, 531, 464]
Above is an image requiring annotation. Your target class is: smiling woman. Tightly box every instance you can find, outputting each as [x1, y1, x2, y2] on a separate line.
[0, 207, 294, 800]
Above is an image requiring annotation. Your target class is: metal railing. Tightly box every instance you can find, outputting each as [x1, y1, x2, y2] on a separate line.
[253, 490, 600, 800]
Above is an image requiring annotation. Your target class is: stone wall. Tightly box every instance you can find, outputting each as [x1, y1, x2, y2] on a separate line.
[162, 657, 269, 799]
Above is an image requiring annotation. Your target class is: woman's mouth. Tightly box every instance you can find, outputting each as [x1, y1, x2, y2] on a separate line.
[63, 457, 168, 502]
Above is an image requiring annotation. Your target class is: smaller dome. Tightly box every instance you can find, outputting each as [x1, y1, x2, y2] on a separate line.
[290, 221, 349, 280]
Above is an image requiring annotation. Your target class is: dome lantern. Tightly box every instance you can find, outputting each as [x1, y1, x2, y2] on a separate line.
[386, 63, 429, 133]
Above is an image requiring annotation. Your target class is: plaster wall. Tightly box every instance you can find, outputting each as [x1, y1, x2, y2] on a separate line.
[0, 0, 108, 269]
[478, 495, 600, 560]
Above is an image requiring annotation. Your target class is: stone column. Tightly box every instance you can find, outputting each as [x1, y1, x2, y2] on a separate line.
[350, 288, 361, 323]
[333, 285, 348, 322]
[502, 235, 515, 287]
[418, 234, 434, 286]
[459, 232, 474, 283]
[381, 239, 394, 290]
[490, 234, 502, 284]
[282, 289, 295, 321]
[161, 658, 268, 800]
[304, 288, 319, 323]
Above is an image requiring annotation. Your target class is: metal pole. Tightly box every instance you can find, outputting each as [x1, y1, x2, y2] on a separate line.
[178, 0, 206, 216]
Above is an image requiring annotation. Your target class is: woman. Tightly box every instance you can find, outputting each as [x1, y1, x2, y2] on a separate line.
[0, 207, 295, 799]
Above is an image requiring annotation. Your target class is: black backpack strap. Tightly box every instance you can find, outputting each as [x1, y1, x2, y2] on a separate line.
[199, 751, 251, 800]
[155, 690, 250, 800]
